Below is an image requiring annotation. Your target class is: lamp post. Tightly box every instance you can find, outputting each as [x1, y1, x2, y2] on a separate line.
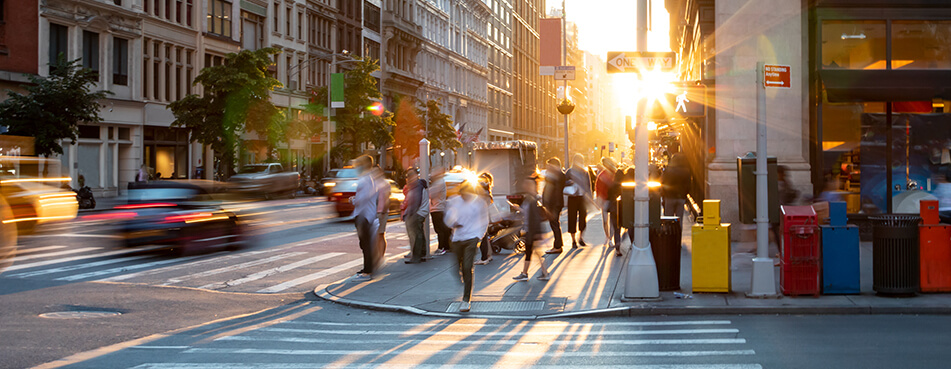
[561, 0, 569, 165]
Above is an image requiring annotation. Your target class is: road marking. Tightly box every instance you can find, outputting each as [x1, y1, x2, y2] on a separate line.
[132, 365, 763, 369]
[3, 247, 165, 272]
[256, 258, 363, 293]
[216, 336, 748, 345]
[56, 255, 207, 281]
[281, 320, 734, 327]
[129, 346, 191, 350]
[181, 348, 756, 357]
[24, 233, 122, 239]
[98, 249, 278, 282]
[258, 327, 741, 336]
[8, 247, 99, 263]
[161, 252, 306, 285]
[199, 252, 346, 290]
[10, 246, 67, 254]
[5, 254, 155, 278]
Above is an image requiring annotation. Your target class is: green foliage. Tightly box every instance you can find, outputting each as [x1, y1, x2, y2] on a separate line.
[418, 99, 460, 151]
[0, 56, 111, 157]
[169, 48, 282, 178]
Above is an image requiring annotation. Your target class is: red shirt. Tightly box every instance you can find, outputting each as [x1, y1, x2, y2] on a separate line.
[595, 170, 614, 201]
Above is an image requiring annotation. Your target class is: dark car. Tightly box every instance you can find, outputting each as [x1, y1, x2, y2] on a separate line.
[115, 181, 244, 255]
[320, 167, 360, 196]
[329, 178, 403, 217]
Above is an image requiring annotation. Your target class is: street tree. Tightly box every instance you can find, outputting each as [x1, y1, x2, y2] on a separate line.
[0, 56, 111, 157]
[168, 47, 282, 179]
[418, 99, 460, 151]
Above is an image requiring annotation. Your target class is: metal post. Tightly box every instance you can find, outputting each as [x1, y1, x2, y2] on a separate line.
[325, 54, 336, 175]
[749, 62, 778, 297]
[623, 0, 660, 301]
[562, 0, 569, 166]
[419, 138, 431, 260]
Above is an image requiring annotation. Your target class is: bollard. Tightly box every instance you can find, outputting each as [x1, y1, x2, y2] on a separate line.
[692, 200, 731, 293]
[821, 202, 860, 294]
[919, 200, 951, 293]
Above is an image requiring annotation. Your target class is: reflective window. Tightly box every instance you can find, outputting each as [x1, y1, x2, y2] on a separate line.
[821, 20, 887, 69]
[892, 20, 951, 69]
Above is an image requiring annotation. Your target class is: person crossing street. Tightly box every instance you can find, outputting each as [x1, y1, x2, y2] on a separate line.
[445, 183, 489, 312]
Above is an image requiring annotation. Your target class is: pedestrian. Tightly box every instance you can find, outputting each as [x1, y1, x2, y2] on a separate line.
[596, 157, 620, 249]
[371, 165, 390, 269]
[661, 153, 692, 219]
[402, 168, 430, 264]
[475, 172, 501, 265]
[513, 176, 552, 282]
[429, 166, 452, 256]
[445, 183, 489, 312]
[543, 157, 567, 254]
[137, 164, 148, 182]
[349, 155, 378, 282]
[565, 153, 594, 249]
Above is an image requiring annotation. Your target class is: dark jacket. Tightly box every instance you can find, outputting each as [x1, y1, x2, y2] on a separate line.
[523, 193, 544, 242]
[661, 165, 691, 199]
[542, 167, 566, 210]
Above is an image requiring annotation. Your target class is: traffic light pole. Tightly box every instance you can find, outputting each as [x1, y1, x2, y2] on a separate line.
[562, 0, 569, 166]
[623, 0, 661, 300]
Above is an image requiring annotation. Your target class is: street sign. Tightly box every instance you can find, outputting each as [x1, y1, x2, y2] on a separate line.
[763, 64, 791, 88]
[650, 82, 706, 120]
[606, 51, 677, 74]
[554, 66, 576, 80]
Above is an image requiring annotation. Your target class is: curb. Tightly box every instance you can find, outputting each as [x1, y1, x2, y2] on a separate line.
[316, 283, 951, 319]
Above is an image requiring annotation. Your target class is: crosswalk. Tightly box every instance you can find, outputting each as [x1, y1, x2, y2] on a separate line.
[0, 232, 394, 294]
[123, 319, 762, 368]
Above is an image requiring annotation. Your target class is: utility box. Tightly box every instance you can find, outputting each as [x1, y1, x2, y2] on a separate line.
[781, 205, 820, 296]
[702, 199, 721, 225]
[919, 201, 951, 292]
[692, 200, 731, 293]
[736, 155, 779, 224]
[821, 225, 861, 294]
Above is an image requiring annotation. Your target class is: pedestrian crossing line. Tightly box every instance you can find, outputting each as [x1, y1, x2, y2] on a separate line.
[256, 258, 363, 293]
[281, 320, 734, 328]
[8, 247, 99, 263]
[198, 252, 346, 290]
[161, 252, 307, 285]
[132, 364, 763, 369]
[98, 249, 282, 282]
[3, 246, 166, 272]
[55, 254, 208, 281]
[10, 245, 67, 255]
[215, 336, 748, 346]
[258, 327, 741, 336]
[5, 254, 155, 278]
[179, 348, 756, 357]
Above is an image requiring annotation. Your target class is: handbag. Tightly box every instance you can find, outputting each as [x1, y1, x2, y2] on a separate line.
[563, 183, 580, 196]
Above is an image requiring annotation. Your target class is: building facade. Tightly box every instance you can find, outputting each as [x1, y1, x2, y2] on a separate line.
[512, 0, 556, 154]
[485, 0, 514, 142]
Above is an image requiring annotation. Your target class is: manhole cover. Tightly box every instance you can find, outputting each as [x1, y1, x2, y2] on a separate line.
[446, 301, 545, 313]
[39, 311, 121, 319]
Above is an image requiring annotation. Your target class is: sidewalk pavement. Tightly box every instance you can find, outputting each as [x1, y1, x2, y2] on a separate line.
[316, 213, 951, 319]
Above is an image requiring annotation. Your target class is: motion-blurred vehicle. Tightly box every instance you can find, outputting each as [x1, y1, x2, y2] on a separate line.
[443, 167, 475, 198]
[0, 157, 78, 234]
[320, 167, 359, 196]
[328, 178, 404, 217]
[114, 181, 243, 255]
[228, 163, 300, 199]
[0, 195, 17, 274]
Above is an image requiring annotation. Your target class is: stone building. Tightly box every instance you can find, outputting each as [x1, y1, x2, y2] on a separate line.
[512, 0, 557, 151]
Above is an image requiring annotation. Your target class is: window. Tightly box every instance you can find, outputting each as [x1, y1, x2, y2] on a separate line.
[297, 12, 303, 39]
[82, 31, 100, 76]
[176, 0, 183, 23]
[49, 23, 68, 67]
[365, 40, 380, 61]
[0, 0, 5, 22]
[821, 20, 886, 69]
[285, 6, 292, 35]
[113, 38, 129, 85]
[207, 0, 232, 37]
[892, 20, 951, 69]
[365, 3, 381, 33]
[186, 0, 193, 27]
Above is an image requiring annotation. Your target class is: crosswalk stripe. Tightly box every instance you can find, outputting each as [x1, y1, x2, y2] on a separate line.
[10, 246, 67, 255]
[9, 247, 99, 263]
[5, 254, 155, 278]
[199, 252, 346, 290]
[98, 249, 279, 282]
[180, 348, 756, 357]
[259, 327, 741, 336]
[161, 252, 306, 285]
[282, 320, 734, 328]
[215, 336, 748, 345]
[55, 254, 207, 281]
[3, 246, 166, 272]
[132, 365, 763, 369]
[256, 258, 363, 293]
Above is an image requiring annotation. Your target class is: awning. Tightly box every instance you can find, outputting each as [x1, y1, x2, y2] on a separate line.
[820, 69, 951, 102]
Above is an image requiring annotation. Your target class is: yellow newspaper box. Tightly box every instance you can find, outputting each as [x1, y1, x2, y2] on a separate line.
[702, 199, 721, 225]
[691, 223, 731, 293]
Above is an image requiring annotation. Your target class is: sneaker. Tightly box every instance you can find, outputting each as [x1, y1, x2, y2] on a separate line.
[545, 248, 563, 254]
[351, 274, 371, 282]
[579, 238, 587, 247]
[538, 274, 551, 281]
[433, 249, 448, 256]
[512, 273, 529, 281]
[403, 253, 412, 259]
[459, 301, 471, 313]
[474, 257, 493, 265]
[571, 242, 578, 249]
[404, 259, 421, 264]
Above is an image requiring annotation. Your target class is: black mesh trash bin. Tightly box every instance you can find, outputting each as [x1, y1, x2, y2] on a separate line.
[870, 215, 921, 295]
[649, 216, 683, 291]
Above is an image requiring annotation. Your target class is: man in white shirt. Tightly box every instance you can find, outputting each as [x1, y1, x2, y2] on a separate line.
[350, 155, 377, 282]
[444, 183, 489, 312]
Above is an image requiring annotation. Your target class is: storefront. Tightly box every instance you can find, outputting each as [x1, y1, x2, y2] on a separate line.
[142, 126, 190, 180]
[812, 1, 951, 213]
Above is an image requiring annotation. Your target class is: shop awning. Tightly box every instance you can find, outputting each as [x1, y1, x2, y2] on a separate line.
[820, 70, 951, 102]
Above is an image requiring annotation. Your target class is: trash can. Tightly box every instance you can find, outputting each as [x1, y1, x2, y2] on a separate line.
[649, 216, 682, 291]
[871, 214, 921, 295]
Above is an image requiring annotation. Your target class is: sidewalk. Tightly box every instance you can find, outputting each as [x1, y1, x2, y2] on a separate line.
[316, 214, 951, 319]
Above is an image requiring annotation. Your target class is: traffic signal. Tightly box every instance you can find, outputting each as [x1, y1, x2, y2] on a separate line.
[649, 82, 706, 121]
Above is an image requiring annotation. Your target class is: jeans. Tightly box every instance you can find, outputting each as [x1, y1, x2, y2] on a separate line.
[452, 238, 480, 302]
[567, 196, 587, 234]
[355, 216, 375, 274]
[406, 214, 426, 261]
[431, 211, 452, 251]
[548, 206, 564, 249]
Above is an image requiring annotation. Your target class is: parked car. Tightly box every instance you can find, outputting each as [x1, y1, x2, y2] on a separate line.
[328, 178, 404, 217]
[228, 163, 300, 199]
[113, 181, 243, 255]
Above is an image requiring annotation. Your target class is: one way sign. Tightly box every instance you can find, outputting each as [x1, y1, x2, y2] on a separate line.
[606, 51, 677, 74]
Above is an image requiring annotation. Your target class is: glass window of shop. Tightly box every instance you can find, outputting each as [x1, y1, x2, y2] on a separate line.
[143, 127, 189, 180]
[819, 19, 951, 214]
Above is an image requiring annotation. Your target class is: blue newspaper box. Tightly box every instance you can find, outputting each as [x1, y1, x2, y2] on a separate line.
[821, 225, 861, 294]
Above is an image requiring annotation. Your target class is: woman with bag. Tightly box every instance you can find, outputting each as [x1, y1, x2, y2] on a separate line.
[475, 172, 501, 265]
[565, 154, 593, 249]
[512, 176, 552, 282]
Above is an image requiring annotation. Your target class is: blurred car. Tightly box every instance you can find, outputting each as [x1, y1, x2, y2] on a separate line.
[229, 163, 300, 199]
[444, 167, 476, 197]
[112, 181, 243, 255]
[320, 167, 360, 196]
[0, 157, 78, 234]
[0, 195, 17, 274]
[328, 178, 403, 217]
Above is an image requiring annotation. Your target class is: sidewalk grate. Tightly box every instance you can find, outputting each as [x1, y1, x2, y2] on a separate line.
[446, 301, 546, 313]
